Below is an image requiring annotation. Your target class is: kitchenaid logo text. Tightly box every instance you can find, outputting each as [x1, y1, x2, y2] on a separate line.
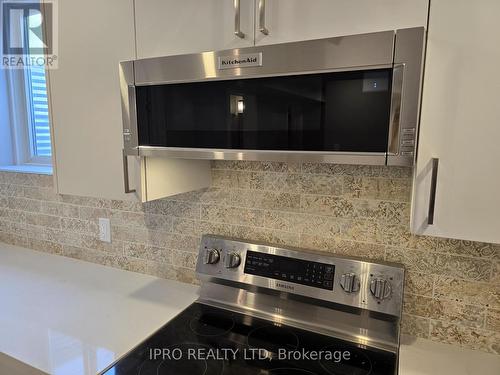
[221, 57, 257, 65]
[149, 347, 352, 363]
[218, 53, 262, 69]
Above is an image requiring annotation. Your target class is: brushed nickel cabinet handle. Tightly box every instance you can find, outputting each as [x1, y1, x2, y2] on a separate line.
[122, 149, 136, 194]
[427, 158, 439, 225]
[234, 0, 245, 38]
[258, 0, 269, 35]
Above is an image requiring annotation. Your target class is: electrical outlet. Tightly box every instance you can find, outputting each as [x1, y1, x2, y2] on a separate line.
[98, 218, 111, 243]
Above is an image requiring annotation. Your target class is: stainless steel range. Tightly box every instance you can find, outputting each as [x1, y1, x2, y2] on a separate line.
[101, 235, 405, 375]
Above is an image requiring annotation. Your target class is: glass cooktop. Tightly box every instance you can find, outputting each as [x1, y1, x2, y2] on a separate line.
[101, 302, 396, 375]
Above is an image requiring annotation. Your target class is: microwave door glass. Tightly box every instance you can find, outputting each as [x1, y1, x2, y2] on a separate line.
[135, 69, 393, 152]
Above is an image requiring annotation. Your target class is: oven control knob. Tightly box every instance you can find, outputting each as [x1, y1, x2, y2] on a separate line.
[203, 248, 220, 265]
[340, 273, 360, 293]
[370, 278, 392, 300]
[224, 252, 241, 268]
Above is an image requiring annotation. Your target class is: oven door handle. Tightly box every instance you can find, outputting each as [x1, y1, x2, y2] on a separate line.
[387, 64, 405, 155]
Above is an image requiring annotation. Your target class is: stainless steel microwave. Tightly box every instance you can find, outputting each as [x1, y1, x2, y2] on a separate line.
[120, 28, 425, 166]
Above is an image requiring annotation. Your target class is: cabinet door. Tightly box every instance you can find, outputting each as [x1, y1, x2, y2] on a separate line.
[254, 0, 428, 45]
[48, 0, 136, 200]
[411, 0, 500, 244]
[135, 0, 255, 58]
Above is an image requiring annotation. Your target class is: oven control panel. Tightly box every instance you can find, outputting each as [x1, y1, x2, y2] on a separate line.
[244, 251, 335, 290]
[196, 235, 405, 317]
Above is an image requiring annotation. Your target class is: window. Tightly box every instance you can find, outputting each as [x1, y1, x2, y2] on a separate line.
[0, 0, 52, 173]
[25, 64, 51, 159]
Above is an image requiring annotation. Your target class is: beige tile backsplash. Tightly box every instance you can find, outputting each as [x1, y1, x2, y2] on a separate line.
[0, 161, 498, 355]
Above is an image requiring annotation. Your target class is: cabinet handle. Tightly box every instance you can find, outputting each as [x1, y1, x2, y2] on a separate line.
[234, 0, 245, 38]
[427, 158, 439, 225]
[122, 149, 136, 194]
[258, 0, 269, 35]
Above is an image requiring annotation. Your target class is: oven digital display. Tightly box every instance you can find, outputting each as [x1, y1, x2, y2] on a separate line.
[244, 251, 335, 290]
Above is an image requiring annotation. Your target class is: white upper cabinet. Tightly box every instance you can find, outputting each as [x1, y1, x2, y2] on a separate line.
[135, 0, 255, 59]
[48, 0, 136, 200]
[411, 0, 500, 244]
[49, 0, 211, 201]
[253, 0, 429, 45]
[135, 1, 428, 58]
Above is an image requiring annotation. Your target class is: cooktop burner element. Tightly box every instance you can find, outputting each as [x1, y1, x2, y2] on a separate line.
[190, 312, 235, 337]
[136, 343, 224, 375]
[319, 346, 372, 375]
[269, 369, 319, 374]
[100, 236, 404, 375]
[247, 325, 299, 357]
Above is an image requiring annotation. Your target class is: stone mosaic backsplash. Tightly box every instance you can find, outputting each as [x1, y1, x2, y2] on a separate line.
[0, 161, 498, 355]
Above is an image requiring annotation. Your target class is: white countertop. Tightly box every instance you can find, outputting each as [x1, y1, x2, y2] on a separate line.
[0, 244, 198, 375]
[0, 243, 499, 375]
[399, 335, 499, 374]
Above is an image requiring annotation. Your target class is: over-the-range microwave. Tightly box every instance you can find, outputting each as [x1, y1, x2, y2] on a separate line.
[120, 28, 425, 166]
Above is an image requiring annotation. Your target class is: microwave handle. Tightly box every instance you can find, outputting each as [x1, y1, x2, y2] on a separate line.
[119, 61, 139, 153]
[234, 0, 245, 39]
[387, 64, 405, 155]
